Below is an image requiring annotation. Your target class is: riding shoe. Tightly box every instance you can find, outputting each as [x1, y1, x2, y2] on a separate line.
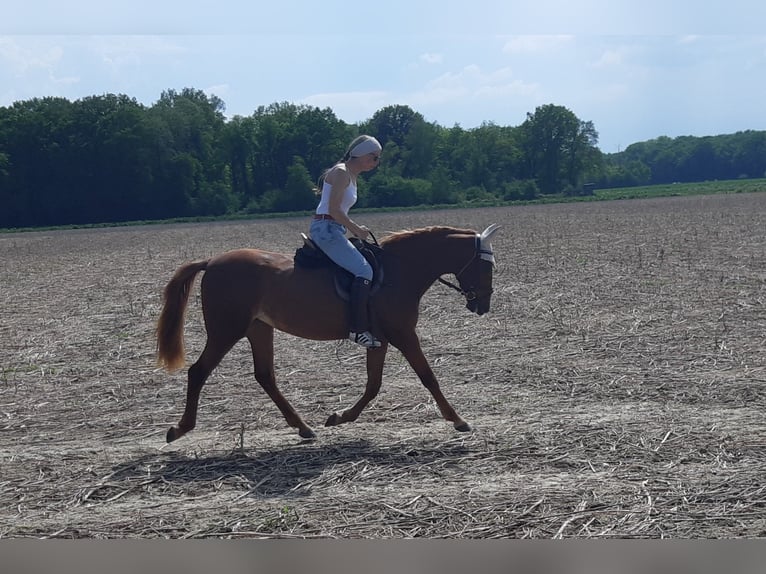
[349, 331, 382, 348]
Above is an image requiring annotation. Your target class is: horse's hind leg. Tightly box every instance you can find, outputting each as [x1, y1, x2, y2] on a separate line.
[325, 342, 388, 427]
[166, 337, 236, 443]
[247, 320, 315, 439]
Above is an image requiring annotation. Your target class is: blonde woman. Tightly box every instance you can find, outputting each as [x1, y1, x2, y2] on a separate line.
[310, 135, 383, 348]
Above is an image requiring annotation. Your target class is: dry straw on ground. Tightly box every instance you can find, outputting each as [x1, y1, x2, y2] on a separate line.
[1, 193, 765, 538]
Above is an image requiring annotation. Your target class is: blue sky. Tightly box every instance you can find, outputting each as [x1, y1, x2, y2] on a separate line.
[2, 1, 765, 152]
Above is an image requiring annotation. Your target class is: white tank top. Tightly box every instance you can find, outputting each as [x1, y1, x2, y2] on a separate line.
[315, 164, 357, 216]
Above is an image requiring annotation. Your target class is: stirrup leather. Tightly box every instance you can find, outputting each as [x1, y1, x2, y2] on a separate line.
[349, 331, 381, 348]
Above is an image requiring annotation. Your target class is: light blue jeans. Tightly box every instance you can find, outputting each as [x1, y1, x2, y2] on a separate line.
[309, 219, 373, 280]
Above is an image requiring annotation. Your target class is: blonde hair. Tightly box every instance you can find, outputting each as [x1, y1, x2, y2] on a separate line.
[314, 135, 381, 194]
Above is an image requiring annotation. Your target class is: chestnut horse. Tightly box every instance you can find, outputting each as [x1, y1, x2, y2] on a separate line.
[156, 224, 500, 443]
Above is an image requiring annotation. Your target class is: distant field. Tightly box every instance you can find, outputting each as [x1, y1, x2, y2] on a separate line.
[593, 178, 766, 201]
[1, 192, 765, 538]
[3, 178, 765, 234]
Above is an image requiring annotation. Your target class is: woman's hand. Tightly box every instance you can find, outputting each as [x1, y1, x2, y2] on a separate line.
[351, 224, 371, 241]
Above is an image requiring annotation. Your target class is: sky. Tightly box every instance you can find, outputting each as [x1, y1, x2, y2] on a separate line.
[2, 1, 765, 153]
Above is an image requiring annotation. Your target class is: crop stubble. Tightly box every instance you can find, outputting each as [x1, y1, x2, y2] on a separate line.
[0, 192, 765, 538]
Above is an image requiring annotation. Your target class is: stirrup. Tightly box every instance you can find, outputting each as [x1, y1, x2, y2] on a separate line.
[349, 331, 381, 348]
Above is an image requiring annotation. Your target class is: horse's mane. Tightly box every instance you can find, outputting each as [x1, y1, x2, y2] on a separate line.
[380, 226, 476, 251]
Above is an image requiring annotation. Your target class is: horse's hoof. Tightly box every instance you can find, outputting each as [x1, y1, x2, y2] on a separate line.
[166, 427, 181, 443]
[325, 413, 342, 427]
[299, 427, 317, 440]
[455, 422, 472, 432]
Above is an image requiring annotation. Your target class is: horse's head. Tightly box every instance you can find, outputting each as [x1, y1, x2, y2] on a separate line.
[453, 224, 501, 316]
[382, 224, 501, 316]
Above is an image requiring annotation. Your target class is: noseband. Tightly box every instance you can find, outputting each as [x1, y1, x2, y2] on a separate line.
[437, 234, 495, 302]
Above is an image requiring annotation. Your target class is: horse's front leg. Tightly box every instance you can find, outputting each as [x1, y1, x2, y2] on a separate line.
[325, 342, 388, 427]
[392, 331, 471, 432]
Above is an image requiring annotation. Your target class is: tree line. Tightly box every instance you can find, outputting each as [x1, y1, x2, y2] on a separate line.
[1, 87, 764, 229]
[602, 131, 766, 188]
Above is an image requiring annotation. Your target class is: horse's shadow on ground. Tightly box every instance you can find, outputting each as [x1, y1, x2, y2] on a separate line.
[109, 438, 470, 499]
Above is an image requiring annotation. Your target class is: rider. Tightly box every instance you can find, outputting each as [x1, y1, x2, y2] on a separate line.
[309, 135, 383, 349]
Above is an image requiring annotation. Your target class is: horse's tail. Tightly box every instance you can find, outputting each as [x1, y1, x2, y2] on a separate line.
[156, 260, 209, 372]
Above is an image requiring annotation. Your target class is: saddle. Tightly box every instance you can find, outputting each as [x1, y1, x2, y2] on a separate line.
[294, 234, 384, 301]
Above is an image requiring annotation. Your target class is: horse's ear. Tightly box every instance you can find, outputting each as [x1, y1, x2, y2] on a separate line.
[480, 223, 501, 241]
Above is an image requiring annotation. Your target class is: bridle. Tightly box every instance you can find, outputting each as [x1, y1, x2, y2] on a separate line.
[437, 234, 495, 302]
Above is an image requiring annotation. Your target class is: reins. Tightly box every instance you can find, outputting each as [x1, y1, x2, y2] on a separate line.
[437, 276, 473, 299]
[437, 235, 494, 302]
[366, 229, 493, 302]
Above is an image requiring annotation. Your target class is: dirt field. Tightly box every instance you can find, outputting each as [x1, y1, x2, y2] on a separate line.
[1, 193, 765, 539]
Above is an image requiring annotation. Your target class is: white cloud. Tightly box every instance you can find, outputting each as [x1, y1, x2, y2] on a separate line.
[591, 49, 624, 68]
[300, 90, 389, 122]
[0, 37, 64, 73]
[419, 52, 443, 65]
[205, 84, 230, 99]
[300, 65, 540, 124]
[395, 64, 541, 129]
[48, 70, 79, 86]
[0, 38, 79, 101]
[475, 80, 538, 99]
[88, 36, 186, 73]
[412, 65, 538, 105]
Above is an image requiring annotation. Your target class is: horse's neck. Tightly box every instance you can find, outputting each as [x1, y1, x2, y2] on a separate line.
[387, 231, 472, 294]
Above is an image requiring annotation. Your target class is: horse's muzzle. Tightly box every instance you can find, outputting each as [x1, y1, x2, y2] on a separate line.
[466, 298, 490, 316]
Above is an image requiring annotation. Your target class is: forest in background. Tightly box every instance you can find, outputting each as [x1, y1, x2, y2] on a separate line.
[1, 87, 765, 229]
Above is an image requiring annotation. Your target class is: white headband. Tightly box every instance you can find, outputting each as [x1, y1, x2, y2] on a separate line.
[349, 137, 382, 157]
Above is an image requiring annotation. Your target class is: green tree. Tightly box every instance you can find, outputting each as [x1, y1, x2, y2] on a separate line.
[366, 173, 432, 207]
[468, 122, 524, 192]
[730, 130, 766, 179]
[67, 94, 157, 223]
[10, 86, 766, 229]
[149, 88, 228, 216]
[521, 104, 599, 194]
[428, 164, 458, 204]
[0, 151, 11, 227]
[221, 115, 257, 201]
[611, 131, 766, 185]
[398, 117, 440, 179]
[267, 156, 317, 212]
[0, 97, 76, 226]
[362, 104, 424, 148]
[246, 102, 352, 202]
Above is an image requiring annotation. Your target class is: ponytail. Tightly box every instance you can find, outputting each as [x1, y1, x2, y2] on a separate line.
[314, 135, 380, 195]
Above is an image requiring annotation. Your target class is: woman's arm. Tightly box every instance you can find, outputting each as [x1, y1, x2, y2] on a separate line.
[324, 167, 369, 239]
